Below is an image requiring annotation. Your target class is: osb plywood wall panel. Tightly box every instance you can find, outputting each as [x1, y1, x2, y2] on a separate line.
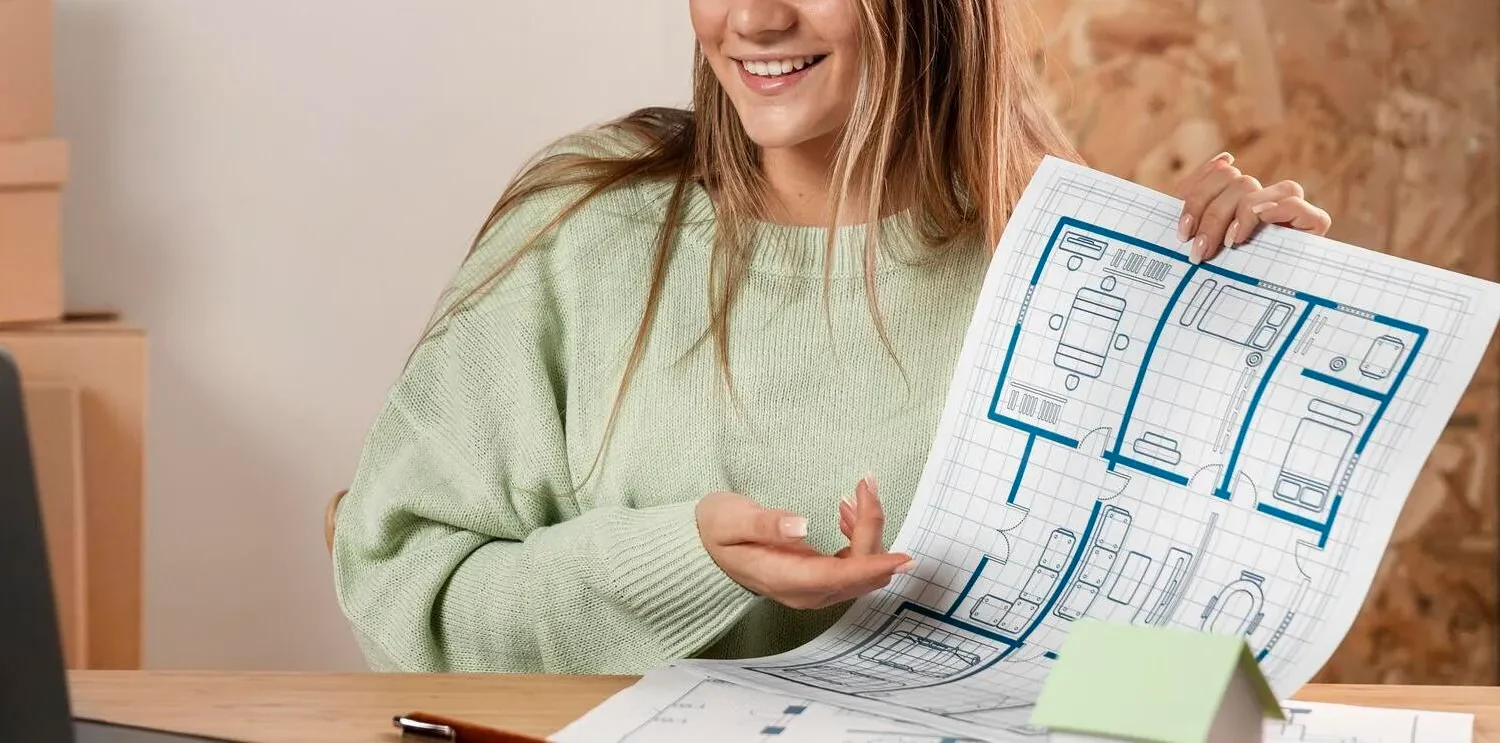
[1028, 0, 1498, 684]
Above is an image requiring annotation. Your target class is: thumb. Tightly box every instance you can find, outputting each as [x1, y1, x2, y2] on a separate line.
[840, 551, 915, 586]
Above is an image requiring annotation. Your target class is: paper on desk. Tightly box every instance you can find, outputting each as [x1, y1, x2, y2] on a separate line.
[668, 156, 1500, 740]
[552, 666, 1473, 743]
[1269, 700, 1473, 743]
[549, 664, 982, 742]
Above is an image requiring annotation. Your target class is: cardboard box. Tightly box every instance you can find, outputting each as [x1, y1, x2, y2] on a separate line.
[23, 380, 89, 668]
[1, 321, 145, 669]
[0, 137, 66, 324]
[0, 0, 55, 140]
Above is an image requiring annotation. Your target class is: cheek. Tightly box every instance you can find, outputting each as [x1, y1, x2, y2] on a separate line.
[688, 0, 725, 49]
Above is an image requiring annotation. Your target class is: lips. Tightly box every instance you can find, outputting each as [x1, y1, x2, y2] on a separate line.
[738, 55, 825, 78]
[733, 54, 828, 93]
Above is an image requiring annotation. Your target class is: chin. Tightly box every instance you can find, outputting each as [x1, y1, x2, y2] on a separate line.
[738, 118, 834, 152]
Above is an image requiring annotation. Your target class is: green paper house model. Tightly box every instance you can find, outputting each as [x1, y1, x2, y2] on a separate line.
[1030, 620, 1284, 743]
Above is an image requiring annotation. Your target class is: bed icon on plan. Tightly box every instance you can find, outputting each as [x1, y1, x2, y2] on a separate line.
[1194, 285, 1295, 350]
[857, 632, 981, 680]
[1273, 418, 1353, 513]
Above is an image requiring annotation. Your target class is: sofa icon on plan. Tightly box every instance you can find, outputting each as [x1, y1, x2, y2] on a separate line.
[1055, 507, 1131, 621]
[998, 600, 1040, 634]
[969, 595, 1014, 628]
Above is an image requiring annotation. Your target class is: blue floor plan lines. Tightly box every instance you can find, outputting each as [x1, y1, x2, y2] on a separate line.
[681, 158, 1500, 742]
[988, 216, 1430, 548]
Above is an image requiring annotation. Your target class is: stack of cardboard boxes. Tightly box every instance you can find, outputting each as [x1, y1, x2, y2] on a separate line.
[1, 0, 145, 670]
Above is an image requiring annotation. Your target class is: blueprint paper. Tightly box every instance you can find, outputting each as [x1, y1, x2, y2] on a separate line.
[676, 156, 1500, 740]
[549, 665, 981, 742]
[1268, 701, 1473, 743]
[551, 667, 1471, 743]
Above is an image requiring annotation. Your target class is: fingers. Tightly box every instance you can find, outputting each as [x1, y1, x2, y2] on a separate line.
[1252, 196, 1332, 236]
[1177, 154, 1330, 263]
[700, 491, 808, 547]
[1172, 151, 1234, 200]
[789, 552, 915, 609]
[849, 475, 886, 556]
[1177, 158, 1240, 246]
[1193, 173, 1261, 263]
[1223, 180, 1303, 249]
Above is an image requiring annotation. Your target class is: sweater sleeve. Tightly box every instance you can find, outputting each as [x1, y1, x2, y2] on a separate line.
[331, 186, 758, 673]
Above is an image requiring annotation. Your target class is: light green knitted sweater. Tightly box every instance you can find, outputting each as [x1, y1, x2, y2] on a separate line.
[332, 133, 988, 674]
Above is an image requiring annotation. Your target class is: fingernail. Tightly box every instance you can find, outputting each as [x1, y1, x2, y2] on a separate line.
[1190, 234, 1206, 263]
[1224, 220, 1239, 248]
[780, 516, 807, 539]
[841, 491, 856, 508]
[894, 560, 915, 574]
[865, 472, 879, 496]
[1252, 201, 1276, 215]
[1214, 151, 1234, 164]
[1178, 213, 1193, 242]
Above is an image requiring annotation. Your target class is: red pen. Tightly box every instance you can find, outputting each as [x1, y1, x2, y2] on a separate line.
[394, 712, 549, 743]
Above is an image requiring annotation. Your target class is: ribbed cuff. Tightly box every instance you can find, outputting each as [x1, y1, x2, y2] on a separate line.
[601, 500, 759, 650]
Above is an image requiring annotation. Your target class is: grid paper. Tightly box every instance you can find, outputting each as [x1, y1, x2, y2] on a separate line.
[676, 157, 1500, 741]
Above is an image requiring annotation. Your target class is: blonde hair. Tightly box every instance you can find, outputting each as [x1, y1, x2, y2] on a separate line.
[428, 1, 1077, 475]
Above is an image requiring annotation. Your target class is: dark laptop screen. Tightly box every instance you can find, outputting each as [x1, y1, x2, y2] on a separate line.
[0, 348, 75, 742]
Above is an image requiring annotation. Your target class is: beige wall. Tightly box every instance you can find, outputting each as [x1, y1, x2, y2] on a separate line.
[54, 1, 696, 670]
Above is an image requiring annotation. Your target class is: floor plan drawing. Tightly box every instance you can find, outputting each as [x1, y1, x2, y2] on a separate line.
[551, 666, 986, 743]
[554, 666, 1473, 743]
[679, 157, 1500, 741]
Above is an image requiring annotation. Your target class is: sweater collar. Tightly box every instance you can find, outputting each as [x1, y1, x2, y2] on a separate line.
[644, 178, 951, 279]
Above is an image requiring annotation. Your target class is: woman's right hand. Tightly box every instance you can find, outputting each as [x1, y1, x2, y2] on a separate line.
[696, 476, 912, 611]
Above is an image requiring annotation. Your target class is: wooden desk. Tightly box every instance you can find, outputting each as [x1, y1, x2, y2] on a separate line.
[69, 672, 1500, 742]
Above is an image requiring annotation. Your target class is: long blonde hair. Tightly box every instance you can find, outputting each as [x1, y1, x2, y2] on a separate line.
[428, 1, 1077, 474]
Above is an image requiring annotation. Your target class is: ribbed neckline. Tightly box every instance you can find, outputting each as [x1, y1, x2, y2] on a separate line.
[638, 177, 935, 279]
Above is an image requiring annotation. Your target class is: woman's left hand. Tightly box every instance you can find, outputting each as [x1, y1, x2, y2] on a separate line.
[1175, 152, 1332, 265]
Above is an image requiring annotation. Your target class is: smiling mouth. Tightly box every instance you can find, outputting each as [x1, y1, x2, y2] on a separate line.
[736, 54, 828, 78]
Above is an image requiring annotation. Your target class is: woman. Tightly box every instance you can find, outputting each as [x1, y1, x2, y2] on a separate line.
[331, 0, 1332, 674]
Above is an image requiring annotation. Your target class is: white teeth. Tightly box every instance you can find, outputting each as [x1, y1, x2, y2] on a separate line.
[742, 55, 821, 77]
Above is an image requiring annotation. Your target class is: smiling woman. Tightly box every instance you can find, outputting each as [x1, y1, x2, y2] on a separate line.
[691, 0, 857, 161]
[329, 0, 1333, 675]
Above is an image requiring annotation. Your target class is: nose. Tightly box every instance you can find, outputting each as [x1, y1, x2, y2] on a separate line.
[726, 0, 797, 42]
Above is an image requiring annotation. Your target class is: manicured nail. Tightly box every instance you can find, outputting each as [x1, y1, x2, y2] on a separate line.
[841, 491, 856, 509]
[1224, 220, 1240, 248]
[894, 560, 916, 574]
[1213, 151, 1234, 165]
[1252, 201, 1276, 215]
[865, 472, 879, 497]
[780, 516, 807, 539]
[1178, 213, 1194, 242]
[1190, 234, 1207, 263]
